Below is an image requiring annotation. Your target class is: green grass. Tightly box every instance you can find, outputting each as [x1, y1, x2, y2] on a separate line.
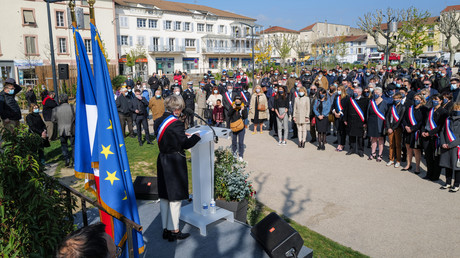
[45, 137, 365, 257]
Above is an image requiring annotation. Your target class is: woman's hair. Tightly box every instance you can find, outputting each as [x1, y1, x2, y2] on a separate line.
[276, 86, 286, 99]
[212, 86, 219, 93]
[442, 92, 453, 101]
[318, 88, 327, 98]
[431, 94, 441, 101]
[164, 95, 185, 112]
[374, 87, 383, 95]
[298, 87, 307, 94]
[337, 86, 347, 98]
[254, 85, 262, 92]
[453, 102, 460, 111]
[414, 93, 426, 105]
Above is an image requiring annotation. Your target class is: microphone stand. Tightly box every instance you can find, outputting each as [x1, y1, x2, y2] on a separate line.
[194, 113, 218, 144]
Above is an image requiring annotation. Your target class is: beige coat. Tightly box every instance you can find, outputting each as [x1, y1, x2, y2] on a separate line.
[314, 76, 329, 90]
[195, 89, 207, 109]
[206, 94, 222, 110]
[249, 93, 269, 120]
[149, 97, 165, 121]
[293, 96, 310, 124]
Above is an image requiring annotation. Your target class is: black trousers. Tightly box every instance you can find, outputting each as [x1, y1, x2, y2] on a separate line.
[423, 137, 441, 180]
[337, 130, 347, 146]
[291, 118, 298, 137]
[269, 110, 277, 132]
[445, 168, 460, 187]
[60, 135, 75, 161]
[349, 136, 364, 155]
[135, 116, 151, 143]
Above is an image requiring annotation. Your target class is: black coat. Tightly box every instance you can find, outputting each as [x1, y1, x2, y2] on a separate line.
[25, 90, 37, 106]
[154, 112, 200, 201]
[132, 96, 149, 117]
[0, 84, 22, 121]
[222, 91, 237, 115]
[344, 97, 368, 136]
[385, 103, 405, 130]
[440, 115, 460, 169]
[148, 76, 160, 91]
[42, 96, 57, 121]
[26, 113, 46, 135]
[116, 95, 133, 115]
[182, 89, 195, 110]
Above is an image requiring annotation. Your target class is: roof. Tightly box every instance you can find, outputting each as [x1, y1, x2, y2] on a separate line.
[442, 5, 460, 13]
[114, 0, 256, 21]
[313, 35, 367, 44]
[299, 23, 316, 32]
[259, 26, 300, 34]
[377, 16, 439, 30]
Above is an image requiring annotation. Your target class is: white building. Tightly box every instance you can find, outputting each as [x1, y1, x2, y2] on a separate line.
[0, 0, 118, 88]
[114, 0, 258, 78]
[258, 26, 300, 64]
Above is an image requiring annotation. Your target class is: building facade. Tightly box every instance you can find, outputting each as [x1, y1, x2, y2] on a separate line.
[0, 0, 118, 89]
[114, 0, 258, 78]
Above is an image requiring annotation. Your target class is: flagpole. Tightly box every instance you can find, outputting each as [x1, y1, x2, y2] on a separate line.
[88, 0, 96, 25]
[69, 0, 77, 28]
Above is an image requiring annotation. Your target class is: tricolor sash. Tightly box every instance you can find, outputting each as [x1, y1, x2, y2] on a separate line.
[350, 97, 365, 122]
[391, 105, 400, 122]
[294, 91, 298, 98]
[336, 96, 343, 113]
[371, 99, 385, 121]
[445, 118, 460, 161]
[240, 91, 248, 103]
[408, 106, 417, 126]
[224, 92, 232, 104]
[156, 115, 178, 143]
[428, 108, 437, 130]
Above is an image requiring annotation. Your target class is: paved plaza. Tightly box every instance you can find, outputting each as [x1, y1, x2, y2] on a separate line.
[217, 128, 460, 258]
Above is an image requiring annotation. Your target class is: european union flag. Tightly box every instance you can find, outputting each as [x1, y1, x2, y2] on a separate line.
[91, 23, 144, 256]
[73, 26, 98, 196]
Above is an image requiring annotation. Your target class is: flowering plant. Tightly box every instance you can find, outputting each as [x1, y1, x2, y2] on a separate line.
[214, 147, 256, 202]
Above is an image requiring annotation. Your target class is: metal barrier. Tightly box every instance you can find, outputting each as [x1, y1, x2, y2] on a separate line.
[59, 181, 142, 258]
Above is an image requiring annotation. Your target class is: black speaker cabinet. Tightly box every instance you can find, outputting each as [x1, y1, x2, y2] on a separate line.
[251, 212, 304, 258]
[58, 64, 69, 80]
[133, 176, 158, 200]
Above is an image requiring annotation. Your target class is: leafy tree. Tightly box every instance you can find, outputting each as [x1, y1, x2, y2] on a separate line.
[398, 7, 437, 65]
[438, 8, 460, 66]
[270, 33, 298, 66]
[251, 40, 273, 67]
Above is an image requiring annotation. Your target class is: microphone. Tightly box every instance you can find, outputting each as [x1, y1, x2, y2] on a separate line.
[184, 108, 218, 143]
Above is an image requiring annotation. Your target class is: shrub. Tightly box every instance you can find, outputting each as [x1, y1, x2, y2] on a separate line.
[111, 75, 127, 90]
[0, 125, 76, 257]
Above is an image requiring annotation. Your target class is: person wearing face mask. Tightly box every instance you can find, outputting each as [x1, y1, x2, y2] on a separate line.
[385, 93, 406, 168]
[332, 86, 348, 151]
[401, 94, 427, 174]
[116, 87, 135, 138]
[26, 103, 49, 165]
[206, 86, 223, 111]
[301, 70, 313, 88]
[222, 84, 237, 128]
[366, 87, 388, 162]
[271, 69, 280, 83]
[441, 92, 453, 112]
[448, 78, 460, 102]
[434, 68, 450, 92]
[229, 96, 248, 161]
[126, 86, 135, 99]
[133, 89, 152, 146]
[40, 84, 49, 102]
[149, 89, 165, 124]
[420, 94, 448, 181]
[382, 84, 396, 104]
[439, 102, 460, 192]
[286, 72, 297, 93]
[148, 72, 160, 92]
[159, 74, 171, 90]
[274, 86, 290, 145]
[308, 84, 319, 143]
[182, 82, 196, 128]
[154, 95, 201, 242]
[326, 69, 337, 87]
[362, 69, 373, 88]
[313, 88, 331, 150]
[344, 87, 369, 157]
[173, 71, 183, 86]
[195, 82, 208, 125]
[42, 90, 58, 140]
[268, 83, 279, 135]
[289, 79, 303, 139]
[249, 85, 268, 134]
[0, 78, 22, 132]
[293, 87, 310, 148]
[313, 71, 329, 90]
[125, 75, 135, 88]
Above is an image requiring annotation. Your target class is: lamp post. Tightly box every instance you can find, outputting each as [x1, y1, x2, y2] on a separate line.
[44, 0, 65, 99]
[384, 16, 398, 68]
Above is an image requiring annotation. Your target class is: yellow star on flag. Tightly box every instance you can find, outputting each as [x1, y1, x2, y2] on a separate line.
[119, 144, 124, 147]
[123, 191, 128, 200]
[107, 120, 113, 130]
[105, 171, 119, 186]
[101, 144, 114, 159]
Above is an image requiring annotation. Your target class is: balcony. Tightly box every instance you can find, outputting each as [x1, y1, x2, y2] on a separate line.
[148, 45, 185, 53]
[203, 47, 253, 54]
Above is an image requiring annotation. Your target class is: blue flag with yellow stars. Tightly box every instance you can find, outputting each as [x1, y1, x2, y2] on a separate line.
[91, 23, 144, 256]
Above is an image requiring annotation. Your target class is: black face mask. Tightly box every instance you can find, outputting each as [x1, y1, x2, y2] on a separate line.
[310, 90, 317, 95]
[235, 102, 242, 106]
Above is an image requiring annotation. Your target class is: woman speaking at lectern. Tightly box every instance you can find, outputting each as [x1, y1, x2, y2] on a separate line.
[154, 95, 201, 241]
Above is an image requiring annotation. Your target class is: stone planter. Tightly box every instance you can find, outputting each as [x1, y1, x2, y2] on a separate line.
[216, 198, 248, 223]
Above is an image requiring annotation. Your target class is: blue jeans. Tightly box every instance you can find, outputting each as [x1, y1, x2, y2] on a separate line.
[232, 128, 245, 158]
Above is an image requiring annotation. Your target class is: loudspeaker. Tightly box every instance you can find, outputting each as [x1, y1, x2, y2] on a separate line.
[251, 212, 304, 258]
[58, 64, 69, 80]
[133, 176, 158, 200]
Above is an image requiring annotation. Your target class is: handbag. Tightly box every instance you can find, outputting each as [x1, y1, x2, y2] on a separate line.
[230, 118, 244, 132]
[328, 113, 335, 123]
[43, 137, 51, 148]
[204, 105, 212, 119]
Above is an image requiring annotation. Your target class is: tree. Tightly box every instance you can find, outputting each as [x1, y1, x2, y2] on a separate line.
[334, 36, 348, 63]
[438, 8, 460, 67]
[250, 39, 272, 68]
[125, 45, 146, 76]
[292, 39, 311, 59]
[270, 33, 298, 66]
[398, 7, 437, 65]
[358, 8, 405, 64]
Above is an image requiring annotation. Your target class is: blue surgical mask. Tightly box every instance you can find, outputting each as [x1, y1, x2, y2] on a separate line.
[363, 92, 370, 97]
[394, 100, 401, 105]
[443, 98, 448, 104]
[432, 100, 440, 107]
[416, 72, 420, 75]
[414, 100, 421, 106]
[366, 72, 370, 76]
[337, 90, 342, 95]
[373, 94, 380, 99]
[451, 84, 458, 91]
[428, 71, 432, 74]
[396, 83, 401, 88]
[33, 108, 39, 113]
[353, 92, 359, 98]
[319, 94, 325, 99]
[299, 92, 305, 97]
[279, 91, 284, 94]
[214, 90, 218, 94]
[295, 82, 298, 86]
[400, 93, 406, 99]
[156, 95, 161, 98]
[8, 89, 14, 95]
[441, 73, 446, 77]
[388, 91, 395, 96]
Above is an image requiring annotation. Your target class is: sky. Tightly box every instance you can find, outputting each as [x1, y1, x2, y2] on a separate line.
[175, 0, 459, 30]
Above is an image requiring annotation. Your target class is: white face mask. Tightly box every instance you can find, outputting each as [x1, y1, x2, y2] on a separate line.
[228, 89, 232, 93]
[256, 89, 260, 93]
[175, 91, 181, 96]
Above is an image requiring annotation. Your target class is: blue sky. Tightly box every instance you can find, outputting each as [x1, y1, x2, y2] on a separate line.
[176, 0, 459, 30]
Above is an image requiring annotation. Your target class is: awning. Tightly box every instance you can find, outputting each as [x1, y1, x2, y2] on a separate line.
[14, 59, 43, 68]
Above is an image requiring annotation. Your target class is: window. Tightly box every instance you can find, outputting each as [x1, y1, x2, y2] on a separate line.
[81, 0, 88, 5]
[23, 10, 36, 25]
[350, 48, 353, 54]
[185, 39, 195, 47]
[25, 36, 37, 55]
[219, 40, 224, 48]
[358, 48, 362, 54]
[56, 11, 65, 27]
[119, 16, 128, 27]
[174, 21, 181, 31]
[84, 39, 91, 53]
[219, 25, 224, 33]
[58, 38, 67, 54]
[169, 38, 175, 46]
[184, 22, 190, 31]
[151, 37, 159, 51]
[358, 41, 362, 46]
[120, 35, 128, 45]
[197, 23, 204, 32]
[427, 45, 434, 52]
[206, 24, 213, 33]
[83, 14, 90, 29]
[164, 20, 172, 30]
[148, 19, 157, 28]
[137, 36, 145, 46]
[137, 18, 146, 28]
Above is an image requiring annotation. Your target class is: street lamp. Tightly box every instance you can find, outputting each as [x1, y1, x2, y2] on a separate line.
[384, 16, 398, 67]
[238, 22, 256, 89]
[44, 0, 65, 99]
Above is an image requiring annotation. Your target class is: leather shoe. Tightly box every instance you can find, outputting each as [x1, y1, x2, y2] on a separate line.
[147, 141, 153, 145]
[169, 231, 190, 241]
[309, 139, 316, 143]
[346, 151, 354, 155]
[162, 229, 170, 240]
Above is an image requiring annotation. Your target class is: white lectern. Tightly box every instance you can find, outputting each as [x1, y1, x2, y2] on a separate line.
[180, 125, 234, 236]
